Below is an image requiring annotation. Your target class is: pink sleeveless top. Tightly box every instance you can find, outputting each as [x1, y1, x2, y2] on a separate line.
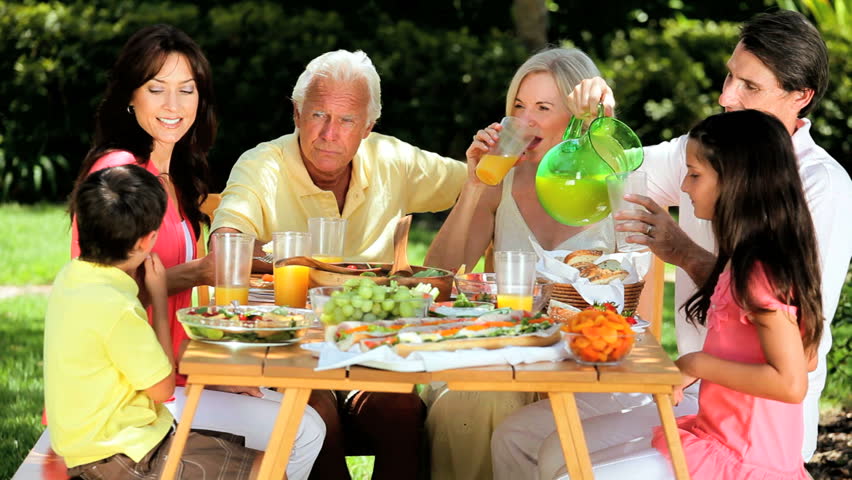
[652, 264, 809, 479]
[70, 151, 197, 384]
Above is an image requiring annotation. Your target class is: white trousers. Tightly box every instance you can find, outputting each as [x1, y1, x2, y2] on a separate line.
[164, 386, 326, 480]
[492, 384, 700, 480]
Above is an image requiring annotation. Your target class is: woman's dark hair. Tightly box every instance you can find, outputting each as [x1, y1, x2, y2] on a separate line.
[740, 10, 829, 117]
[71, 24, 215, 237]
[682, 110, 822, 352]
[74, 165, 167, 265]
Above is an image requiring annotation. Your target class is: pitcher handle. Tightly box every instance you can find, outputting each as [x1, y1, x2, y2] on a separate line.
[562, 103, 607, 141]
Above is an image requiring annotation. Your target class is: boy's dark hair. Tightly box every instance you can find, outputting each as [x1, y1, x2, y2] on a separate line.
[73, 165, 167, 265]
[740, 10, 829, 117]
[683, 110, 823, 353]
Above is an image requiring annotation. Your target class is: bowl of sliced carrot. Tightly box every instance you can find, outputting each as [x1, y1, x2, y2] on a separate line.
[561, 309, 635, 365]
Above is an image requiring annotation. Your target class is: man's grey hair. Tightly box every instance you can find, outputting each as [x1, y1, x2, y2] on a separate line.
[291, 49, 382, 125]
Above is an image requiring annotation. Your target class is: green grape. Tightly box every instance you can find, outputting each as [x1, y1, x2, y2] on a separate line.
[376, 310, 388, 319]
[362, 313, 378, 322]
[359, 279, 376, 289]
[320, 313, 335, 324]
[381, 299, 395, 311]
[342, 304, 355, 317]
[324, 301, 337, 313]
[334, 296, 350, 307]
[351, 296, 364, 309]
[358, 285, 373, 299]
[393, 288, 412, 301]
[343, 279, 361, 288]
[372, 286, 386, 302]
[352, 309, 364, 320]
[360, 300, 374, 312]
[371, 303, 383, 315]
[333, 309, 346, 324]
[399, 302, 415, 318]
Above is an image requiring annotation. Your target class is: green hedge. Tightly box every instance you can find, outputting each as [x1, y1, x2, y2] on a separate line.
[1, 2, 848, 204]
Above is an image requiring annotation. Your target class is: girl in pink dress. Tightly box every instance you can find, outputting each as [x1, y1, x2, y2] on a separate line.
[650, 109, 823, 479]
[542, 109, 823, 480]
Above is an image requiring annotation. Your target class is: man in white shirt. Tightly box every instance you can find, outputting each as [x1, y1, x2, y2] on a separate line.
[491, 10, 852, 480]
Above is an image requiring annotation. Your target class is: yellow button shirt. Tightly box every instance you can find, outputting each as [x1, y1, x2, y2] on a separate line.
[212, 131, 467, 262]
[44, 259, 174, 467]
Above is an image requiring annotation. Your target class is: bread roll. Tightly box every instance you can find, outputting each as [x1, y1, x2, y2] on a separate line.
[563, 249, 603, 265]
[598, 259, 624, 271]
[392, 328, 562, 357]
[586, 269, 629, 285]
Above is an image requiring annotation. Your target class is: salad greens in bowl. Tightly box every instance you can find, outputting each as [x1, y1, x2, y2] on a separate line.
[177, 305, 314, 346]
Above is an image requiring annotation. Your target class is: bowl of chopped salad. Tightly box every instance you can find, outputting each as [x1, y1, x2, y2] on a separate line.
[177, 305, 314, 346]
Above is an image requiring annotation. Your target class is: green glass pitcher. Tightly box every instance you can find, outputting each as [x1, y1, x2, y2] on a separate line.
[535, 104, 644, 226]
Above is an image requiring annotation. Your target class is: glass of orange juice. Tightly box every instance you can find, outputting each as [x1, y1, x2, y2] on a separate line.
[212, 232, 254, 306]
[308, 217, 347, 264]
[475, 116, 540, 186]
[494, 250, 537, 311]
[273, 232, 312, 308]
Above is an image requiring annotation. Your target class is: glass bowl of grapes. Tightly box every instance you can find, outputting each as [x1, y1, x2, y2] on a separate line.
[309, 279, 434, 325]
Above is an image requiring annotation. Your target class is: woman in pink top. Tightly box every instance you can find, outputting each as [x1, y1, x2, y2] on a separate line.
[69, 25, 216, 369]
[65, 27, 328, 468]
[539, 110, 823, 479]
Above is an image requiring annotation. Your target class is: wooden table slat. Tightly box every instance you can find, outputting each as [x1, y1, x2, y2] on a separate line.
[347, 366, 433, 384]
[178, 341, 266, 377]
[512, 359, 598, 383]
[264, 344, 347, 379]
[596, 333, 682, 385]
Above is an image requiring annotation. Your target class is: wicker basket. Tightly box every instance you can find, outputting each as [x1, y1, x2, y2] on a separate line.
[550, 281, 645, 312]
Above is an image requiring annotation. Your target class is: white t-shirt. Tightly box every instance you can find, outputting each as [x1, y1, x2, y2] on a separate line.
[639, 118, 852, 459]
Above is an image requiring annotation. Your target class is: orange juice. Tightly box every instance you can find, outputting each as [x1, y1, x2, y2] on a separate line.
[497, 294, 533, 311]
[215, 286, 249, 306]
[535, 174, 610, 226]
[274, 264, 310, 308]
[476, 154, 520, 185]
[313, 255, 344, 264]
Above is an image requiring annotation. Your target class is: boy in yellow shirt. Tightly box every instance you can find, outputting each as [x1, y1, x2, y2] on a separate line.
[44, 165, 262, 479]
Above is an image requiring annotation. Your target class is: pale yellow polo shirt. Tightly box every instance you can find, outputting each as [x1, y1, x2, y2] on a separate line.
[44, 259, 174, 467]
[212, 131, 467, 262]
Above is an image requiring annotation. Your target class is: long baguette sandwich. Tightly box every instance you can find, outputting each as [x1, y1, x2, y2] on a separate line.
[327, 312, 561, 357]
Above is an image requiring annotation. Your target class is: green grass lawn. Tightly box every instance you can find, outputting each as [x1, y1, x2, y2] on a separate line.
[1, 204, 847, 478]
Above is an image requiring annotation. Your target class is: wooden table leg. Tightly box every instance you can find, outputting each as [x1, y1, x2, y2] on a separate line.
[654, 393, 690, 480]
[256, 387, 312, 480]
[549, 392, 594, 480]
[162, 383, 205, 480]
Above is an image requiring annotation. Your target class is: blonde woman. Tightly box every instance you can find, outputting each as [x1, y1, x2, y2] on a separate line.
[424, 47, 613, 480]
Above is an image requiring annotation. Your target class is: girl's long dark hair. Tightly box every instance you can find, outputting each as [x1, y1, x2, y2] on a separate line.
[683, 110, 822, 352]
[70, 24, 215, 237]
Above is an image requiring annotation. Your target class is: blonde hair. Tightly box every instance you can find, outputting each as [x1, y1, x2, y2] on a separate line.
[292, 49, 382, 124]
[504, 48, 600, 116]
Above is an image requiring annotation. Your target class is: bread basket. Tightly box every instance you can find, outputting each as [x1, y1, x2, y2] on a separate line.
[550, 280, 645, 312]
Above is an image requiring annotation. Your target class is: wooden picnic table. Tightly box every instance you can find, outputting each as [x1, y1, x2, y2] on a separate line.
[161, 330, 690, 480]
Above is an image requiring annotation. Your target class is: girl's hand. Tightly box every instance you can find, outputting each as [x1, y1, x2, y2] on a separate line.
[465, 122, 502, 184]
[143, 253, 168, 302]
[615, 194, 697, 267]
[565, 77, 615, 118]
[673, 372, 699, 406]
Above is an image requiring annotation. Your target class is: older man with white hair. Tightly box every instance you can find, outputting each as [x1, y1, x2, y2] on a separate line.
[212, 49, 466, 480]
[213, 49, 466, 263]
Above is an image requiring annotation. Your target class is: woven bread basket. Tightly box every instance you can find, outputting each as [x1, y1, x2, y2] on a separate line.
[550, 280, 645, 312]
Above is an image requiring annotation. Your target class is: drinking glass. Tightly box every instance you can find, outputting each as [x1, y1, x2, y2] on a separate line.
[308, 217, 347, 263]
[212, 232, 254, 306]
[494, 250, 537, 311]
[475, 116, 540, 186]
[606, 170, 649, 252]
[273, 232, 312, 308]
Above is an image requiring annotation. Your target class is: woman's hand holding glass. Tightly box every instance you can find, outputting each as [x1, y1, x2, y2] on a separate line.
[466, 122, 503, 185]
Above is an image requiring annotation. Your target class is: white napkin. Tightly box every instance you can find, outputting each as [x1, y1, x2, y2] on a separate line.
[529, 237, 652, 313]
[301, 328, 568, 372]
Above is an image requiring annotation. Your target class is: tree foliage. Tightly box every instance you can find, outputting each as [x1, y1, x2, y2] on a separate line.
[0, 0, 848, 203]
